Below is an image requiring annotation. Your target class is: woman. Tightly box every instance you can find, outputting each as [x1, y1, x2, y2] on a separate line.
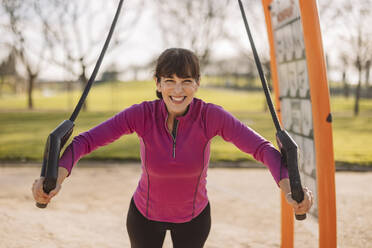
[32, 48, 313, 248]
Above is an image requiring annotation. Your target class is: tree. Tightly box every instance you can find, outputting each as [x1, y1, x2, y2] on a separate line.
[1, 0, 47, 109]
[39, 0, 144, 111]
[365, 59, 371, 97]
[330, 0, 372, 115]
[0, 49, 18, 95]
[339, 52, 351, 98]
[222, 0, 272, 88]
[349, 4, 372, 115]
[153, 0, 233, 68]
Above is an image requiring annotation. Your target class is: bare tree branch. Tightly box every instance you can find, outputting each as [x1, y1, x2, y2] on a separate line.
[154, 0, 233, 68]
[1, 0, 47, 109]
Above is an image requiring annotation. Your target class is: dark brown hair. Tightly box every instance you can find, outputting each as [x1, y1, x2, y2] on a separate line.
[154, 48, 200, 99]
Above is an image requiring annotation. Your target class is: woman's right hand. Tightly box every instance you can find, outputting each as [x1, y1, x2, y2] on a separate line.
[32, 177, 61, 205]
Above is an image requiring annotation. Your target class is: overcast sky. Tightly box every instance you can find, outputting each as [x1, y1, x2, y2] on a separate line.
[34, 0, 269, 81]
[1, 0, 370, 83]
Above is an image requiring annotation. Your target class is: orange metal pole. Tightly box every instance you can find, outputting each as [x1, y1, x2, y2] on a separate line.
[298, 0, 337, 247]
[281, 191, 294, 248]
[261, 0, 294, 247]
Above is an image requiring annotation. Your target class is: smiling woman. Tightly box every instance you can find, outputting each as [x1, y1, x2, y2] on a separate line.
[32, 47, 313, 248]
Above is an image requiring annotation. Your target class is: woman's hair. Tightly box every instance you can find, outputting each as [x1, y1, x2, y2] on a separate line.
[154, 48, 200, 99]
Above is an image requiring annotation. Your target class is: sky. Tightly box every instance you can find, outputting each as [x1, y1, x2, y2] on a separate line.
[1, 0, 370, 84]
[32, 0, 270, 82]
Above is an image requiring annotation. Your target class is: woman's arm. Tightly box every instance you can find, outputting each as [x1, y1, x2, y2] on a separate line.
[278, 178, 291, 195]
[205, 104, 288, 185]
[32, 103, 147, 205]
[59, 103, 147, 176]
[57, 166, 69, 185]
[205, 104, 313, 214]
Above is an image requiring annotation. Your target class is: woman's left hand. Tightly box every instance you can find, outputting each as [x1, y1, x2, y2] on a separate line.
[285, 187, 314, 215]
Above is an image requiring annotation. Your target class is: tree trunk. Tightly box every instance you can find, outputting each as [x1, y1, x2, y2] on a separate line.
[80, 73, 88, 112]
[365, 60, 371, 98]
[79, 62, 88, 112]
[354, 62, 362, 116]
[67, 80, 73, 111]
[0, 76, 4, 97]
[27, 74, 36, 110]
[342, 71, 349, 98]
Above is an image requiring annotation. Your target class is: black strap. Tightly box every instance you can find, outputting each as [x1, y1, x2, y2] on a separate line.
[69, 0, 124, 122]
[237, 0, 282, 132]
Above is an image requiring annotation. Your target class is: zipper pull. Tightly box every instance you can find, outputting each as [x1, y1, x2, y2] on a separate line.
[173, 142, 176, 158]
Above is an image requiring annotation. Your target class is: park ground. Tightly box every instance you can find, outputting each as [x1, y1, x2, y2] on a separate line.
[0, 163, 371, 248]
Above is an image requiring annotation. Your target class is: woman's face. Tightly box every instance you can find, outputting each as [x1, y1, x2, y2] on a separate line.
[156, 74, 199, 117]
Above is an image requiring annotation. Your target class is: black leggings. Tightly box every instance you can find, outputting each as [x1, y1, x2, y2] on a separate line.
[126, 198, 211, 248]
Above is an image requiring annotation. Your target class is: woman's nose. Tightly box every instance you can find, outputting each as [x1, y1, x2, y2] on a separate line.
[174, 82, 183, 93]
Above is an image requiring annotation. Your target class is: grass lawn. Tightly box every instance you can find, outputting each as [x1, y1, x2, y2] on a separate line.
[0, 80, 371, 166]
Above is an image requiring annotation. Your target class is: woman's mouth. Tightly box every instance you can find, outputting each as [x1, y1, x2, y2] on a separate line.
[170, 96, 186, 104]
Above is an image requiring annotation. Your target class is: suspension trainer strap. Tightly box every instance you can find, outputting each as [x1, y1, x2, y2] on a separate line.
[238, 0, 307, 221]
[69, 0, 124, 122]
[237, 0, 282, 132]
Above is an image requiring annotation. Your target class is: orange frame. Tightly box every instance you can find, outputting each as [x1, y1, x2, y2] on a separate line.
[261, 0, 337, 247]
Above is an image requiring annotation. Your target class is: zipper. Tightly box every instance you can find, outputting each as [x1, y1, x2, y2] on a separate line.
[171, 119, 179, 158]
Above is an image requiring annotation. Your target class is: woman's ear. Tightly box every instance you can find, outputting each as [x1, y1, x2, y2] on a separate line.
[196, 77, 201, 86]
[155, 77, 161, 91]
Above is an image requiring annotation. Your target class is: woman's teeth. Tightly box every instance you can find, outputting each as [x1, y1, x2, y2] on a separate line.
[171, 96, 185, 102]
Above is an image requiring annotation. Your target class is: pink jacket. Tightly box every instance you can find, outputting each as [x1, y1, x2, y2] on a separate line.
[59, 98, 288, 223]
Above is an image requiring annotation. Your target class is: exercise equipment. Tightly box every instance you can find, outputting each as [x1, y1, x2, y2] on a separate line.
[238, 0, 306, 220]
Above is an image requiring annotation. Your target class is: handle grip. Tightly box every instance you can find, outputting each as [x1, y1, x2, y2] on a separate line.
[296, 213, 306, 220]
[37, 120, 73, 209]
[286, 146, 307, 221]
[276, 130, 306, 220]
[36, 202, 47, 208]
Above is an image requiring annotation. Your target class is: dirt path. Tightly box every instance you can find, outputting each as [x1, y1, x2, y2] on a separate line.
[0, 164, 371, 247]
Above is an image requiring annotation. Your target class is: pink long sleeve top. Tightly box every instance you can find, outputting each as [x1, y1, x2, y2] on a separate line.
[59, 98, 288, 223]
